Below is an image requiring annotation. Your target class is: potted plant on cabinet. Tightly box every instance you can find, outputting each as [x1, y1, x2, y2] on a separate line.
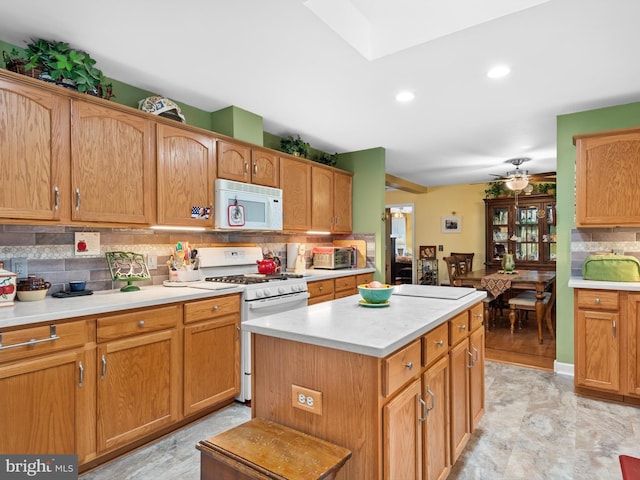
[280, 134, 310, 158]
[484, 181, 506, 198]
[314, 152, 338, 167]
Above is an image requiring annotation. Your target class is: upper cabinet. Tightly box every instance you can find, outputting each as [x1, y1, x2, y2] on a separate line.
[217, 140, 279, 187]
[156, 123, 216, 227]
[312, 166, 353, 233]
[71, 100, 154, 225]
[280, 157, 312, 231]
[0, 75, 70, 221]
[485, 195, 556, 270]
[574, 127, 640, 227]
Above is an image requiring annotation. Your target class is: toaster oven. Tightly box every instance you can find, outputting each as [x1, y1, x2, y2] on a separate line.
[312, 246, 356, 270]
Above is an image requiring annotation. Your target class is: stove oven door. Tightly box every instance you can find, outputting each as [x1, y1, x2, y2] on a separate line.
[240, 292, 310, 402]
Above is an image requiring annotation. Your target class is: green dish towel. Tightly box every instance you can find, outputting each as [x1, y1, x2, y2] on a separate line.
[582, 254, 640, 282]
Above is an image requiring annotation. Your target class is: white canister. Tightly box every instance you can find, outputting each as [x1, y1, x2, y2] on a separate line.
[286, 243, 300, 271]
[0, 263, 17, 307]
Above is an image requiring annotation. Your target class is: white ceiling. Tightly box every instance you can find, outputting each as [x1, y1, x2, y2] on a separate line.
[2, 0, 639, 187]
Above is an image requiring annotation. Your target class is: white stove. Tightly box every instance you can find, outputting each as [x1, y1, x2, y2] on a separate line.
[188, 246, 309, 403]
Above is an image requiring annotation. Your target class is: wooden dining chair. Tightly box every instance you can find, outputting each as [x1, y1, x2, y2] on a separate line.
[442, 256, 461, 286]
[450, 252, 474, 274]
[445, 255, 497, 327]
[507, 282, 556, 344]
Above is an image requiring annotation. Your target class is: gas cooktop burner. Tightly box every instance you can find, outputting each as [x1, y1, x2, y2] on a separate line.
[204, 273, 304, 285]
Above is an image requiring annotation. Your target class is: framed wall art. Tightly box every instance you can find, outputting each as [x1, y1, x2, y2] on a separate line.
[419, 245, 436, 260]
[441, 215, 462, 233]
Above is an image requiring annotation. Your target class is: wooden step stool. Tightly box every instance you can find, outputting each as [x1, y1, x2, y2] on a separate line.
[197, 417, 352, 480]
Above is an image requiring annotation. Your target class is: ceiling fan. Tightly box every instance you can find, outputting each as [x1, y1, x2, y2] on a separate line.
[490, 158, 556, 191]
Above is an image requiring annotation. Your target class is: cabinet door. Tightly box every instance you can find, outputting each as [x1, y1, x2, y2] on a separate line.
[575, 129, 640, 226]
[0, 348, 94, 462]
[0, 78, 69, 220]
[383, 378, 422, 480]
[217, 139, 251, 183]
[469, 327, 485, 430]
[280, 157, 311, 231]
[251, 148, 279, 187]
[575, 309, 619, 392]
[333, 171, 352, 233]
[311, 166, 334, 231]
[156, 123, 216, 226]
[184, 316, 240, 416]
[423, 355, 450, 480]
[449, 340, 470, 463]
[97, 329, 180, 452]
[71, 100, 153, 224]
[626, 294, 640, 397]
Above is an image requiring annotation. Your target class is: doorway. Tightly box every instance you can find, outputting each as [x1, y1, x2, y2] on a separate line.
[385, 203, 415, 284]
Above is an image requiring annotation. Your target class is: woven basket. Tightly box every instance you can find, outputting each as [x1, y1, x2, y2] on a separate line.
[2, 51, 43, 79]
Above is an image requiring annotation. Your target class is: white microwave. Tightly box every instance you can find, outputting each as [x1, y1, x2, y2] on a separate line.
[214, 179, 283, 231]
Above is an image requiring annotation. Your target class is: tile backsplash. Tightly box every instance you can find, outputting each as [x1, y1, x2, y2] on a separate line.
[0, 224, 375, 294]
[571, 227, 640, 276]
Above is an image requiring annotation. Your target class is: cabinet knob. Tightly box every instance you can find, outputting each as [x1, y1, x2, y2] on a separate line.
[435, 340, 444, 347]
[459, 324, 467, 331]
[595, 298, 601, 304]
[319, 286, 324, 291]
[213, 305, 219, 311]
[138, 320, 145, 327]
[404, 362, 413, 370]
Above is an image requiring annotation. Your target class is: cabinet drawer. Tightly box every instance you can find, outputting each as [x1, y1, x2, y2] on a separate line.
[0, 320, 90, 364]
[423, 322, 449, 367]
[383, 339, 421, 397]
[334, 275, 356, 293]
[308, 279, 334, 298]
[97, 305, 180, 342]
[184, 294, 241, 324]
[449, 311, 470, 345]
[469, 303, 484, 331]
[576, 289, 619, 310]
[356, 273, 374, 285]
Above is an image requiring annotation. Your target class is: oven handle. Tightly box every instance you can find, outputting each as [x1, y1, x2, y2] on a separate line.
[247, 292, 310, 310]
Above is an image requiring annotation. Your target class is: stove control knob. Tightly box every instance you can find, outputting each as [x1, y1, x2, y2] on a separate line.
[278, 286, 286, 295]
[255, 290, 263, 298]
[263, 288, 271, 297]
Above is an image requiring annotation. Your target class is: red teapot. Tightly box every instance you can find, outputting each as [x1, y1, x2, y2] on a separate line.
[257, 256, 281, 275]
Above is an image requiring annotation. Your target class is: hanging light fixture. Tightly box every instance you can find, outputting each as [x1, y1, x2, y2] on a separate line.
[504, 158, 530, 191]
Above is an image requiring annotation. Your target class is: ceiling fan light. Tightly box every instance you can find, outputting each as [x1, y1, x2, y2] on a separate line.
[505, 177, 529, 191]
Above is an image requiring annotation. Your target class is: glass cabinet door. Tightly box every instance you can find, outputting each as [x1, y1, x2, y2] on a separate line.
[514, 205, 539, 262]
[543, 203, 557, 263]
[491, 207, 509, 261]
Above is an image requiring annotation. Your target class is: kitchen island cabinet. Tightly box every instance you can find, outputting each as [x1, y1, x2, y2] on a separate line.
[244, 288, 485, 479]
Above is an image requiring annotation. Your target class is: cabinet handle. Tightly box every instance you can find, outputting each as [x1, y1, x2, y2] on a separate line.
[466, 350, 474, 368]
[0, 325, 58, 350]
[78, 361, 84, 387]
[472, 345, 479, 365]
[75, 188, 81, 211]
[212, 305, 219, 311]
[418, 396, 427, 424]
[404, 361, 413, 370]
[319, 286, 324, 291]
[426, 385, 435, 415]
[244, 162, 249, 174]
[595, 298, 601, 304]
[101, 354, 107, 380]
[434, 340, 444, 347]
[613, 319, 617, 339]
[54, 186, 60, 210]
[459, 324, 467, 331]
[138, 320, 145, 327]
[253, 161, 257, 175]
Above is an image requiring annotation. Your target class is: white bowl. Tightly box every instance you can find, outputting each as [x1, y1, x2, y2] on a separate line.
[17, 289, 48, 302]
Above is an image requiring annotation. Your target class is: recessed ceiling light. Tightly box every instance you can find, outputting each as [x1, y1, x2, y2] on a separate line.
[487, 65, 511, 79]
[396, 91, 415, 102]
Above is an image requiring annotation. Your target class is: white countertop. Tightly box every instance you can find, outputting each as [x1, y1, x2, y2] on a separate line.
[243, 287, 486, 358]
[0, 284, 243, 329]
[568, 276, 640, 291]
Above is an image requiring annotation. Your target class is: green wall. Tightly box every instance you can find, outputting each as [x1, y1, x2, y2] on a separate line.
[557, 101, 640, 365]
[211, 106, 264, 145]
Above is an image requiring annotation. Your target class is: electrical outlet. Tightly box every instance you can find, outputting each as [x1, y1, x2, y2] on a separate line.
[10, 257, 28, 278]
[291, 384, 323, 415]
[438, 245, 444, 252]
[147, 254, 158, 270]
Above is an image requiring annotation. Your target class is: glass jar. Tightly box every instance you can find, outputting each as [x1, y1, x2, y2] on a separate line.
[501, 253, 515, 272]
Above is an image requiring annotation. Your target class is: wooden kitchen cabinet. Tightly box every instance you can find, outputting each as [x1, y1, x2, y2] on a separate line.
[485, 195, 556, 270]
[334, 275, 357, 299]
[574, 127, 640, 227]
[0, 73, 70, 221]
[311, 166, 353, 233]
[280, 157, 312, 231]
[217, 140, 279, 187]
[183, 294, 240, 416]
[308, 273, 372, 305]
[307, 278, 335, 305]
[627, 293, 640, 398]
[250, 147, 279, 187]
[423, 355, 450, 480]
[96, 305, 181, 453]
[156, 123, 216, 226]
[71, 99, 154, 225]
[0, 320, 95, 463]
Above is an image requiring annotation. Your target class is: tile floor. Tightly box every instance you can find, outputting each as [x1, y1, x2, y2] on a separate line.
[80, 362, 639, 480]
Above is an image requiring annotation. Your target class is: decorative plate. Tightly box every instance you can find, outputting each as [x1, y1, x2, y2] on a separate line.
[359, 299, 390, 308]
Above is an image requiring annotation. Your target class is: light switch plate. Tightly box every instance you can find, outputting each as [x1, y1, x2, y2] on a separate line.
[10, 257, 28, 277]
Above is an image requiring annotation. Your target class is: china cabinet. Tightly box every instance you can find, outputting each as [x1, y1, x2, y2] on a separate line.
[418, 258, 439, 285]
[484, 194, 556, 270]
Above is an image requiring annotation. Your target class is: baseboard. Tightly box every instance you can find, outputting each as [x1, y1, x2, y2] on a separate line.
[554, 361, 574, 377]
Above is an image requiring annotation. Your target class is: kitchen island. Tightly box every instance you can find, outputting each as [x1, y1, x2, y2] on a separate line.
[243, 286, 486, 480]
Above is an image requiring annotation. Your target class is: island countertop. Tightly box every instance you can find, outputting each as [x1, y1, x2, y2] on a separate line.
[242, 286, 486, 357]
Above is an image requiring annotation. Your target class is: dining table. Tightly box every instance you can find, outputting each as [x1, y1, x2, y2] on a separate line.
[453, 268, 556, 341]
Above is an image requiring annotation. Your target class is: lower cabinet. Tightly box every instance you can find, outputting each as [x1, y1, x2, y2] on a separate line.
[308, 272, 374, 305]
[423, 355, 450, 480]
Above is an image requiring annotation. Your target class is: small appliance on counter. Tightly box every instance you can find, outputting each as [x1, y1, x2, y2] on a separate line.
[0, 262, 17, 307]
[311, 246, 356, 270]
